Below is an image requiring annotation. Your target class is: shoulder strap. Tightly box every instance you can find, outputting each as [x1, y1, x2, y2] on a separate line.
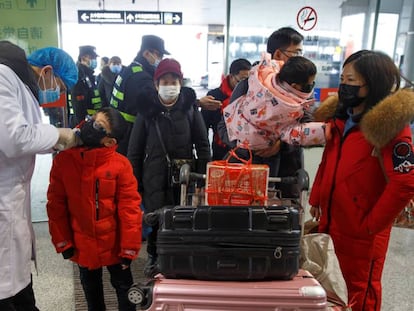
[154, 118, 171, 165]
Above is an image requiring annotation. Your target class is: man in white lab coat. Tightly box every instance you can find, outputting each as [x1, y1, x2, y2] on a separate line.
[0, 41, 79, 310]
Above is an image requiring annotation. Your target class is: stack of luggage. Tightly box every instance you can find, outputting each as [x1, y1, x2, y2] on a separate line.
[127, 162, 329, 310]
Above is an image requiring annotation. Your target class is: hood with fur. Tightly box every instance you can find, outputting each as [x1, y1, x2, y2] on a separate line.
[313, 89, 414, 148]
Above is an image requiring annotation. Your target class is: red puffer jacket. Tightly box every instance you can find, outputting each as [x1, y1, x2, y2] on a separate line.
[47, 145, 142, 269]
[310, 89, 414, 311]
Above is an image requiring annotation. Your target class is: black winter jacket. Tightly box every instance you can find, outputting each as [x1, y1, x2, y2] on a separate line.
[111, 55, 156, 155]
[98, 65, 124, 107]
[127, 87, 211, 212]
[71, 63, 102, 125]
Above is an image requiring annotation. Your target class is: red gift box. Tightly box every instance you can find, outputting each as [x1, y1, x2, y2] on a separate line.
[205, 160, 269, 206]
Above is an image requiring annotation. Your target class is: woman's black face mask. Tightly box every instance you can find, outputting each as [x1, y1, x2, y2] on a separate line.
[338, 83, 366, 108]
[79, 119, 108, 147]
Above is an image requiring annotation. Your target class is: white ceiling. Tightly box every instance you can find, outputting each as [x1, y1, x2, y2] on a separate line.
[60, 0, 227, 25]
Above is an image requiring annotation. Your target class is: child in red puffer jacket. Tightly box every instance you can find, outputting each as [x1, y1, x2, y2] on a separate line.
[47, 107, 142, 311]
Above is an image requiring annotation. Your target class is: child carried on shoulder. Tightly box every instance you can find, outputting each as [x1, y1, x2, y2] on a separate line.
[223, 52, 328, 150]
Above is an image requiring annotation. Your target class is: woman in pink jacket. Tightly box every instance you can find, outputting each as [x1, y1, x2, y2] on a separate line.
[310, 50, 414, 311]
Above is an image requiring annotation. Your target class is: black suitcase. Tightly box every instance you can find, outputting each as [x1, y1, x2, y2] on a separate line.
[156, 205, 301, 281]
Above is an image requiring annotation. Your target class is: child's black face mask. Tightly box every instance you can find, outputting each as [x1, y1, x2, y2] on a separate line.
[301, 81, 315, 93]
[79, 119, 108, 147]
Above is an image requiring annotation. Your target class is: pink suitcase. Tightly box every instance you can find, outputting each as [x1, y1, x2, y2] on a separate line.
[128, 269, 327, 310]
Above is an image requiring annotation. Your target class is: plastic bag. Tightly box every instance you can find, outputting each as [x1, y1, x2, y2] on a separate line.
[300, 233, 349, 308]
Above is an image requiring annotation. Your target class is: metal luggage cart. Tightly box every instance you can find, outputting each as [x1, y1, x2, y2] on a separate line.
[129, 165, 314, 307]
[178, 163, 309, 234]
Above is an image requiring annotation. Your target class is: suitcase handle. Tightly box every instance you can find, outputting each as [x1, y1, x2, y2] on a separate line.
[217, 260, 238, 270]
[173, 214, 193, 223]
[268, 215, 289, 224]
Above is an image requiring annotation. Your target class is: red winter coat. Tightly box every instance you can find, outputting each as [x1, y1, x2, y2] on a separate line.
[47, 145, 142, 269]
[310, 90, 414, 311]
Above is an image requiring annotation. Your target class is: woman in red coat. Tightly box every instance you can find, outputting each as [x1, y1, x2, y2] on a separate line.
[47, 107, 142, 311]
[310, 50, 414, 311]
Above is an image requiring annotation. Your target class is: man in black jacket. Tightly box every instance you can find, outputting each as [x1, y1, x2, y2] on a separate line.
[202, 58, 251, 160]
[71, 45, 103, 126]
[98, 56, 124, 107]
[217, 27, 307, 198]
[110, 35, 169, 155]
[111, 35, 222, 155]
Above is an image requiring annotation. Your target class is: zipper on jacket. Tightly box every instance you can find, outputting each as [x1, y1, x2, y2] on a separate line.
[326, 119, 344, 231]
[95, 179, 100, 220]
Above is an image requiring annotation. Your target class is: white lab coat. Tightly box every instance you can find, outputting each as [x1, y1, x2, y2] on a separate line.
[0, 64, 58, 299]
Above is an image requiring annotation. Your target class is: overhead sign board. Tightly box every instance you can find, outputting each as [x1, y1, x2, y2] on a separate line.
[78, 10, 125, 24]
[0, 0, 59, 55]
[78, 10, 182, 25]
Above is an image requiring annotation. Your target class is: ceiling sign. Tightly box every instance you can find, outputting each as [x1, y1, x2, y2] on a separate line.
[296, 6, 317, 31]
[78, 10, 182, 25]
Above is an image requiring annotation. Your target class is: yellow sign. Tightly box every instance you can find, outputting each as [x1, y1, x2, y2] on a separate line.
[0, 0, 58, 54]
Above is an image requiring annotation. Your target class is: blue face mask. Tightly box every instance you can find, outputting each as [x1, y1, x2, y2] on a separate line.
[109, 64, 122, 74]
[89, 59, 97, 70]
[37, 69, 61, 105]
[153, 58, 161, 68]
[38, 85, 60, 105]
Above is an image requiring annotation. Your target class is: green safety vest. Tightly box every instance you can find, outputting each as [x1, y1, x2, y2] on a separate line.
[67, 93, 74, 114]
[87, 88, 102, 115]
[110, 62, 143, 123]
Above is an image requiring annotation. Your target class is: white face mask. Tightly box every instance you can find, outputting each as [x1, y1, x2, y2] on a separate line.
[158, 85, 180, 102]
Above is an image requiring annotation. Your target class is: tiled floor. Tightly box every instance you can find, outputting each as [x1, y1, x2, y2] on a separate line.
[31, 221, 414, 311]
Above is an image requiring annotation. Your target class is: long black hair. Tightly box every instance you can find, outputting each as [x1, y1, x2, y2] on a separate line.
[334, 50, 401, 120]
[343, 50, 400, 110]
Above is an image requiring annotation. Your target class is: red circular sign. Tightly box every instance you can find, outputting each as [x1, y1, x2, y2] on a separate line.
[297, 6, 318, 31]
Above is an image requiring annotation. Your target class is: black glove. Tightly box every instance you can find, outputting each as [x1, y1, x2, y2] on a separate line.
[121, 257, 132, 266]
[62, 247, 75, 259]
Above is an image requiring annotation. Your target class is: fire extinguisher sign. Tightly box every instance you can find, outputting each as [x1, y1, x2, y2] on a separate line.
[297, 6, 318, 31]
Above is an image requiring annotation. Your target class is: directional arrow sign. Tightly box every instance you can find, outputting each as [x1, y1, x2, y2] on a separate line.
[78, 10, 125, 24]
[163, 12, 182, 25]
[125, 11, 162, 24]
[80, 13, 89, 22]
[78, 10, 182, 25]
[126, 13, 135, 23]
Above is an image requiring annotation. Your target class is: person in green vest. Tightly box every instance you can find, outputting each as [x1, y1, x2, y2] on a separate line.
[71, 45, 103, 126]
[110, 35, 170, 155]
[111, 35, 221, 155]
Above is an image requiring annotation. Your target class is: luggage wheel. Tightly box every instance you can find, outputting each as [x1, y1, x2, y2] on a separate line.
[127, 285, 145, 305]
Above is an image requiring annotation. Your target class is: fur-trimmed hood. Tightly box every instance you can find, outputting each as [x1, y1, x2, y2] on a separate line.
[313, 89, 414, 148]
[136, 86, 196, 119]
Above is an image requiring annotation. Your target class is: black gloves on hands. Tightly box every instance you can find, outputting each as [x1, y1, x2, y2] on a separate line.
[62, 247, 75, 259]
[121, 257, 132, 267]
